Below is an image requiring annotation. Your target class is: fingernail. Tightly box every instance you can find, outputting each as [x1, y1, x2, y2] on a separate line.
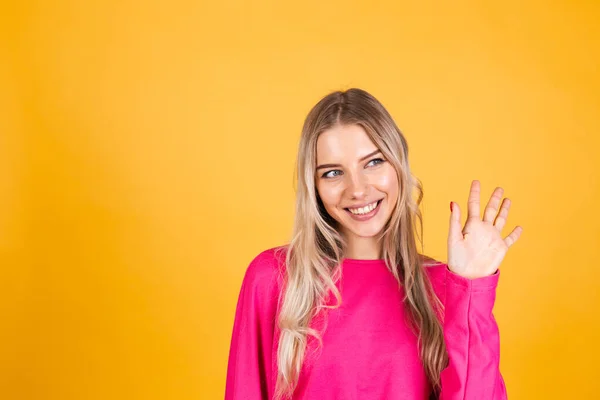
[450, 202, 453, 212]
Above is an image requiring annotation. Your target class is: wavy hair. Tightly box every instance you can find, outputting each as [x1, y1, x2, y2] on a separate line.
[274, 88, 448, 399]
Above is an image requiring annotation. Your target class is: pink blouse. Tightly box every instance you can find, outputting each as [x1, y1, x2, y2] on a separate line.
[225, 246, 508, 399]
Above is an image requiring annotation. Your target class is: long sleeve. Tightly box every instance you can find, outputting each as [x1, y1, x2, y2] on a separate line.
[225, 250, 282, 400]
[432, 264, 508, 399]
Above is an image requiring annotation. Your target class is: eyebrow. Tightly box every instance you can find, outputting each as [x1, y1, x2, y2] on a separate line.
[316, 149, 382, 170]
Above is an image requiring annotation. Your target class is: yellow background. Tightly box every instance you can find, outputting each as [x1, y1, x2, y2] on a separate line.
[2, 1, 599, 399]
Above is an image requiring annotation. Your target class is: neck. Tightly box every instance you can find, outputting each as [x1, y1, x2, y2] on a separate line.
[343, 233, 382, 260]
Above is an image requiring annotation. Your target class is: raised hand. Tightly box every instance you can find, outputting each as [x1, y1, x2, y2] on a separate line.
[447, 180, 523, 280]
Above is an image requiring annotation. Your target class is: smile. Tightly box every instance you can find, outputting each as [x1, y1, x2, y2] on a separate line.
[344, 199, 382, 221]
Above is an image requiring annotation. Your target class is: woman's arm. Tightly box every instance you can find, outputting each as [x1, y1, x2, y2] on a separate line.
[225, 249, 282, 400]
[435, 264, 508, 399]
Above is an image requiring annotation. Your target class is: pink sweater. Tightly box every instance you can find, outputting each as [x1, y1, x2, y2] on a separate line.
[225, 246, 507, 399]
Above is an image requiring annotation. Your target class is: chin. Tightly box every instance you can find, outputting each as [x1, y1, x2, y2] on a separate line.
[336, 215, 387, 237]
[347, 224, 385, 238]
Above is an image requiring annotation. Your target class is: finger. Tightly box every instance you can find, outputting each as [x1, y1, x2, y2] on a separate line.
[483, 187, 504, 224]
[467, 180, 481, 220]
[448, 201, 463, 244]
[504, 225, 523, 248]
[494, 198, 511, 231]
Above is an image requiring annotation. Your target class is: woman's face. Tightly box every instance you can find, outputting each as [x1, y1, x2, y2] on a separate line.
[315, 124, 399, 240]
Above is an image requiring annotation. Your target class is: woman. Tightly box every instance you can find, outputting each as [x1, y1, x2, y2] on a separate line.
[225, 88, 522, 399]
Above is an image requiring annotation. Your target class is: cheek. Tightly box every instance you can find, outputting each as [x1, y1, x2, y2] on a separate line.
[374, 167, 399, 197]
[316, 183, 343, 210]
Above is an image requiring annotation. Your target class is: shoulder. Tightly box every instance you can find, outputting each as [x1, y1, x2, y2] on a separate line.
[419, 254, 449, 291]
[242, 245, 288, 293]
[420, 254, 448, 277]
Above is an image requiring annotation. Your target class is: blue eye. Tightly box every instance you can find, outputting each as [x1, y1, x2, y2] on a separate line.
[321, 158, 385, 179]
[367, 158, 385, 167]
[322, 170, 342, 179]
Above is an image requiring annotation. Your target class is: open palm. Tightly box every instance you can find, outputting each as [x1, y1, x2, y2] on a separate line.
[448, 180, 523, 280]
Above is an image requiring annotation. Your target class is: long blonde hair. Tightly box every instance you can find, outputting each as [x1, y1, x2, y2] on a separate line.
[274, 88, 448, 399]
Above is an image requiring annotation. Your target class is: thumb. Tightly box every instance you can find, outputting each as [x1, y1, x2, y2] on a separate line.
[448, 201, 462, 244]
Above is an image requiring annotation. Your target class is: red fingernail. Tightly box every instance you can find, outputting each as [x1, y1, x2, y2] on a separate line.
[450, 202, 453, 212]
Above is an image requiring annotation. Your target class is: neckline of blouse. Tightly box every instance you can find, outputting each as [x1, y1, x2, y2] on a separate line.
[342, 258, 387, 266]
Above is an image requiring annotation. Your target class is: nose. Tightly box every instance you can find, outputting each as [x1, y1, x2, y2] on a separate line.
[347, 171, 368, 199]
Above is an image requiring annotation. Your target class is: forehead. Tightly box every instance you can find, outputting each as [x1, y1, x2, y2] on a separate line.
[316, 124, 377, 162]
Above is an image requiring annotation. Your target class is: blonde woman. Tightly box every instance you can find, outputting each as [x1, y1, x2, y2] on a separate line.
[225, 88, 522, 400]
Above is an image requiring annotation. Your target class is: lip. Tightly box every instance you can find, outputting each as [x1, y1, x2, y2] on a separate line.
[344, 199, 383, 221]
[345, 199, 382, 209]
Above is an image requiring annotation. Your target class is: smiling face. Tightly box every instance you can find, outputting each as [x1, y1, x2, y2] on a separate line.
[315, 124, 399, 254]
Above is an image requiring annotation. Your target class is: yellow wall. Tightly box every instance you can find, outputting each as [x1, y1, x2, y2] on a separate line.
[2, 1, 598, 399]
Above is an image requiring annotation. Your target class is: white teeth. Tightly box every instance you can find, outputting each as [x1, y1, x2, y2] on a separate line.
[348, 201, 378, 215]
